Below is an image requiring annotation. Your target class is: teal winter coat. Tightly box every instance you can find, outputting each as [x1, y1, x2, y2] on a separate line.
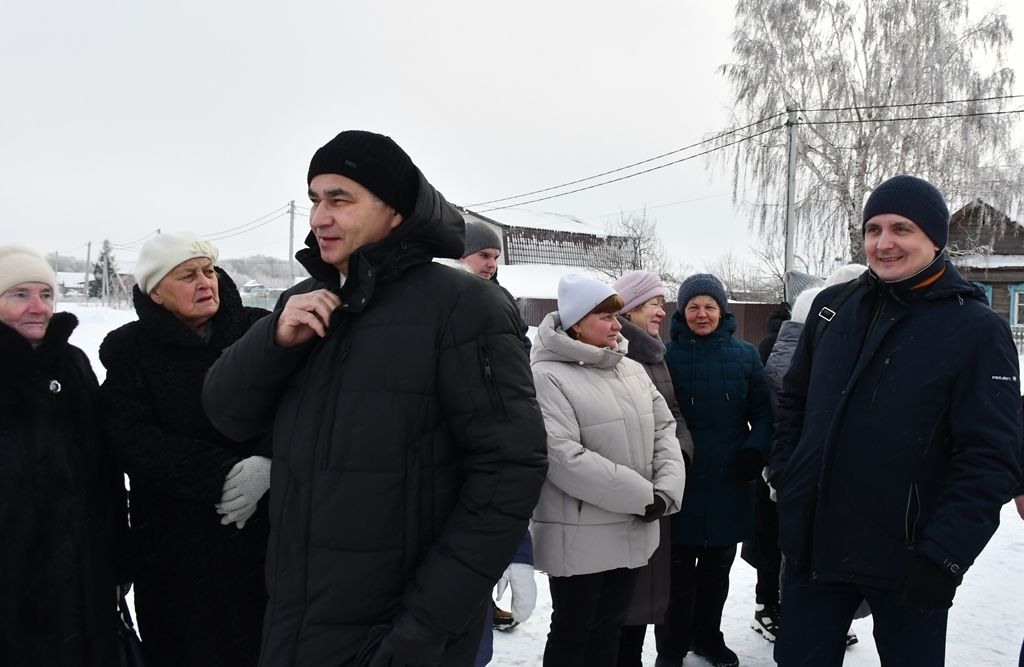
[665, 311, 772, 546]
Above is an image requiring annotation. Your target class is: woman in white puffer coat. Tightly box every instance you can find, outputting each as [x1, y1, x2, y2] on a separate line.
[530, 274, 687, 667]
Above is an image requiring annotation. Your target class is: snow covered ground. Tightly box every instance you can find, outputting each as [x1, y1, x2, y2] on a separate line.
[61, 301, 1024, 666]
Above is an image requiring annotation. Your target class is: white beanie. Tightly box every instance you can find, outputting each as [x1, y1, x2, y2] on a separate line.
[791, 287, 824, 325]
[135, 232, 219, 293]
[557, 274, 616, 330]
[825, 263, 867, 287]
[0, 245, 57, 296]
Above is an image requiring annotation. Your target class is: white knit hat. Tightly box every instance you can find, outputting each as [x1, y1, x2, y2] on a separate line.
[557, 274, 616, 330]
[790, 287, 824, 325]
[825, 263, 867, 287]
[135, 232, 219, 293]
[0, 245, 57, 296]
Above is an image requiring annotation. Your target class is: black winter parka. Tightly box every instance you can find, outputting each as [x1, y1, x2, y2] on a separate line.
[771, 260, 1022, 591]
[203, 171, 548, 666]
[1, 313, 126, 666]
[99, 270, 270, 667]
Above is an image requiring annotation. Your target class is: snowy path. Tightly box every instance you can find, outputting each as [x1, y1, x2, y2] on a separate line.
[62, 302, 1024, 666]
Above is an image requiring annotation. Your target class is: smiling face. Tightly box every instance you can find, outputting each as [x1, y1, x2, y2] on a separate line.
[308, 173, 403, 276]
[149, 257, 220, 328]
[625, 296, 666, 337]
[864, 213, 939, 282]
[0, 282, 54, 343]
[461, 248, 501, 280]
[571, 310, 622, 349]
[684, 295, 721, 337]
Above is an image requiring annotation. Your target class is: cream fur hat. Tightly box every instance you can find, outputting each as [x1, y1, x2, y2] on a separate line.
[135, 232, 219, 293]
[0, 245, 57, 296]
[557, 274, 616, 330]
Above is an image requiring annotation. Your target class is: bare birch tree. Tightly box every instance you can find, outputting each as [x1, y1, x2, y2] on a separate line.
[712, 0, 1022, 263]
[589, 208, 687, 290]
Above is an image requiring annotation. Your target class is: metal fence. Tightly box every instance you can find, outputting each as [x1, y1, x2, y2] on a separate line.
[1011, 325, 1024, 355]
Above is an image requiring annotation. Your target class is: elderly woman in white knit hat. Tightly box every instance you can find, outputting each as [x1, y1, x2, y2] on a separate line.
[0, 245, 128, 664]
[530, 273, 686, 667]
[611, 270, 695, 666]
[99, 232, 272, 667]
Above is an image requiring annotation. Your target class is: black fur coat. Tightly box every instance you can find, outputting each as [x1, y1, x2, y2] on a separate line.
[99, 269, 271, 667]
[1, 312, 126, 666]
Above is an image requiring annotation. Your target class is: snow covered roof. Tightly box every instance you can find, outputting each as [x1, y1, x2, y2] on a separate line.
[56, 271, 87, 286]
[494, 263, 609, 299]
[953, 254, 1024, 269]
[466, 208, 608, 236]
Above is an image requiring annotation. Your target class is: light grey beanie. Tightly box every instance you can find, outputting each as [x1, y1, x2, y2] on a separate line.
[135, 232, 219, 293]
[462, 221, 502, 257]
[557, 274, 616, 330]
[0, 245, 57, 296]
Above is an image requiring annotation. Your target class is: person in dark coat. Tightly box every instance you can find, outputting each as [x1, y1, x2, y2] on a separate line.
[610, 270, 694, 667]
[655, 273, 773, 667]
[756, 302, 789, 364]
[771, 175, 1022, 666]
[99, 233, 271, 667]
[0, 246, 127, 666]
[201, 130, 548, 667]
[458, 221, 537, 666]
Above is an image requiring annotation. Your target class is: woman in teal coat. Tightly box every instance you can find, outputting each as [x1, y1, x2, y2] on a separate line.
[654, 273, 772, 667]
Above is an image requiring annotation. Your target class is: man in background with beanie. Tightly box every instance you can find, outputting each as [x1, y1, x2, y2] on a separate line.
[771, 175, 1022, 665]
[459, 220, 530, 349]
[203, 130, 548, 667]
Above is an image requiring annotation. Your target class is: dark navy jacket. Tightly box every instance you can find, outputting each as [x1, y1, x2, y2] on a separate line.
[665, 312, 773, 546]
[771, 259, 1021, 591]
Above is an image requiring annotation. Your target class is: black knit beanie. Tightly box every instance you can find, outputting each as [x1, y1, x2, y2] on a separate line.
[307, 130, 419, 218]
[862, 175, 949, 250]
[677, 273, 728, 313]
[462, 221, 501, 257]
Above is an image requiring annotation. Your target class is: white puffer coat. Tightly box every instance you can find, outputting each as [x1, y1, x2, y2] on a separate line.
[529, 312, 686, 577]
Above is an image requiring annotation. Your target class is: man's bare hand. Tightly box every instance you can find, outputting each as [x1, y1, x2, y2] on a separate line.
[274, 289, 342, 348]
[1015, 494, 1024, 521]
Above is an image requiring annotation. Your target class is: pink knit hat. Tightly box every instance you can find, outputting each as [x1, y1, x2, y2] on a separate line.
[612, 271, 665, 315]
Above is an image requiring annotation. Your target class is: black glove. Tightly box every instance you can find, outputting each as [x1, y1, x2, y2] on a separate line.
[899, 554, 957, 610]
[736, 449, 764, 482]
[641, 494, 667, 523]
[365, 613, 446, 667]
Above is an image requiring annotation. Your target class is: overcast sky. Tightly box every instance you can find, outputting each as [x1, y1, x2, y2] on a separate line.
[2, 1, 1021, 273]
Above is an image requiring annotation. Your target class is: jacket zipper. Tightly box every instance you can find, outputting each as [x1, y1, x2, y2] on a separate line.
[313, 344, 351, 468]
[478, 343, 506, 418]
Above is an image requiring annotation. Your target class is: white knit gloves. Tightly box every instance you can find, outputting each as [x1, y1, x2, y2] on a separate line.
[495, 563, 537, 623]
[216, 456, 271, 529]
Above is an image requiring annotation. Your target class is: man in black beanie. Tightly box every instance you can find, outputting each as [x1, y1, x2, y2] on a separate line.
[203, 130, 548, 667]
[770, 175, 1021, 665]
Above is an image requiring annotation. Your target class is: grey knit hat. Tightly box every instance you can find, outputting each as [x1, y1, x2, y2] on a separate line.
[462, 221, 501, 257]
[862, 175, 949, 250]
[677, 273, 728, 313]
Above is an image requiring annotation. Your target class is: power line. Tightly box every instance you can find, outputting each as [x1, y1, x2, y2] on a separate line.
[205, 211, 290, 241]
[478, 123, 784, 213]
[798, 93, 1024, 114]
[203, 204, 290, 237]
[797, 107, 1024, 126]
[111, 229, 159, 249]
[465, 112, 785, 208]
[582, 191, 741, 220]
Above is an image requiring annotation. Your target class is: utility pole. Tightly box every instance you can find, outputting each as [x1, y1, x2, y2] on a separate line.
[288, 200, 296, 285]
[102, 251, 110, 306]
[84, 241, 92, 299]
[784, 106, 799, 301]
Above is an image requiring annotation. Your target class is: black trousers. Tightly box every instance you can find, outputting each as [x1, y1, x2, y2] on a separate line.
[654, 543, 737, 659]
[775, 567, 947, 666]
[544, 567, 639, 667]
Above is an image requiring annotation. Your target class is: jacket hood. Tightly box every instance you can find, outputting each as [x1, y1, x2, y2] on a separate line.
[669, 309, 737, 343]
[616, 315, 665, 364]
[296, 169, 464, 288]
[531, 311, 627, 369]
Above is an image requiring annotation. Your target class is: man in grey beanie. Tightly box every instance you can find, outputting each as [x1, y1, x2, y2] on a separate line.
[203, 130, 548, 667]
[771, 175, 1021, 665]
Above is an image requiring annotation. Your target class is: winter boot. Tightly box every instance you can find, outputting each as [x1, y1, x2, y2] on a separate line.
[751, 600, 781, 642]
[492, 601, 518, 632]
[692, 634, 739, 667]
